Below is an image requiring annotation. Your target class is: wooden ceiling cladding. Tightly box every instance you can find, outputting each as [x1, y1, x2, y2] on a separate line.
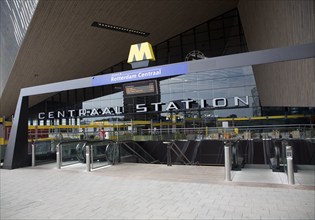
[0, 0, 238, 117]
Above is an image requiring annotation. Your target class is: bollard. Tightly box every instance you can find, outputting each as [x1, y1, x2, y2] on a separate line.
[32, 143, 35, 167]
[286, 146, 295, 185]
[56, 144, 61, 169]
[163, 142, 172, 166]
[224, 144, 231, 181]
[86, 145, 91, 172]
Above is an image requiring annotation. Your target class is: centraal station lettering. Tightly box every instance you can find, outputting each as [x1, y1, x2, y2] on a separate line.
[38, 96, 249, 119]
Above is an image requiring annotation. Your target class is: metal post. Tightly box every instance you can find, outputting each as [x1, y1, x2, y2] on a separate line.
[150, 119, 153, 141]
[0, 145, 2, 167]
[224, 144, 231, 181]
[56, 143, 61, 169]
[116, 119, 119, 142]
[164, 142, 172, 166]
[86, 145, 91, 172]
[160, 119, 162, 141]
[32, 143, 35, 167]
[286, 146, 294, 185]
[113, 143, 118, 165]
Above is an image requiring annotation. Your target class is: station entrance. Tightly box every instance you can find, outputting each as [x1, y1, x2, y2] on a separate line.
[2, 42, 315, 185]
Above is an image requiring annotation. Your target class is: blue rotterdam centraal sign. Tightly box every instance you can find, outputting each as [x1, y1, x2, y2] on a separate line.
[92, 62, 188, 86]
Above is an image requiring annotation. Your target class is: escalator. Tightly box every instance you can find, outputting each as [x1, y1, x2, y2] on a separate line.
[59, 140, 87, 167]
[118, 140, 160, 164]
[231, 140, 245, 170]
[75, 140, 114, 163]
[75, 140, 118, 169]
[74, 140, 160, 167]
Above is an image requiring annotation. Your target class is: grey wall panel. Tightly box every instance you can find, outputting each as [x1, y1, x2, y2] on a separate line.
[238, 0, 315, 107]
[0, 0, 38, 111]
[253, 58, 315, 107]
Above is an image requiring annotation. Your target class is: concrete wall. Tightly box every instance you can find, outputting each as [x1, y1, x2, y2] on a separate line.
[238, 0, 315, 107]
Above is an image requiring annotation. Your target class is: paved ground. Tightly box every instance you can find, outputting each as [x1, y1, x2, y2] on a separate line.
[1, 163, 314, 220]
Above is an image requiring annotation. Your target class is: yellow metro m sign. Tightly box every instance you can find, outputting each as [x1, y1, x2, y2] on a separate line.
[127, 42, 155, 68]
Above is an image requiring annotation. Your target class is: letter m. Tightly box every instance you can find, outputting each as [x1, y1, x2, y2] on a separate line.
[127, 42, 156, 63]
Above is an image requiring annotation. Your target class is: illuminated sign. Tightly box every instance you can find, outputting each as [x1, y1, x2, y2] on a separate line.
[92, 62, 188, 86]
[37, 96, 249, 119]
[127, 42, 155, 63]
[123, 80, 158, 97]
[127, 42, 156, 69]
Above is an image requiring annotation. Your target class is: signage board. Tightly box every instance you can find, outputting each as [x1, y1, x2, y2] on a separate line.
[127, 42, 155, 63]
[92, 62, 188, 87]
[123, 80, 158, 97]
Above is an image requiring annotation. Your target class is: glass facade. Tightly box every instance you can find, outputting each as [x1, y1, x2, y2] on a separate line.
[95, 8, 247, 74]
[28, 8, 248, 118]
[81, 66, 259, 125]
[27, 7, 313, 126]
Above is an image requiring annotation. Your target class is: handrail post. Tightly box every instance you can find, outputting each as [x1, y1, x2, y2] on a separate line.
[86, 145, 91, 172]
[31, 143, 35, 167]
[56, 143, 61, 169]
[224, 143, 231, 181]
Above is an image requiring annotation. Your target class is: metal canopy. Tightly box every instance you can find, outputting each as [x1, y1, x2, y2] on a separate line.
[3, 42, 315, 169]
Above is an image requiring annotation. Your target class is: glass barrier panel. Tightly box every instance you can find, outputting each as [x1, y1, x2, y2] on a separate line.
[34, 140, 56, 165]
[0, 145, 6, 166]
[90, 140, 115, 169]
[60, 141, 82, 166]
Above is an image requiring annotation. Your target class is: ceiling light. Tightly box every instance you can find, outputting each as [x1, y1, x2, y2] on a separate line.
[91, 21, 150, 37]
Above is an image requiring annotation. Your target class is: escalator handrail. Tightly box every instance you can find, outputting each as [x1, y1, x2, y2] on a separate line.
[57, 139, 88, 146]
[121, 142, 150, 163]
[170, 142, 191, 165]
[232, 140, 238, 166]
[127, 141, 156, 162]
[118, 140, 157, 162]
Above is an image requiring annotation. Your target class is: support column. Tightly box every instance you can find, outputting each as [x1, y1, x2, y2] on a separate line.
[3, 95, 29, 169]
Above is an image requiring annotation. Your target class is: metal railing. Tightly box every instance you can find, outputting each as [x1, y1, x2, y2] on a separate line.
[139, 124, 314, 141]
[25, 124, 315, 145]
[163, 141, 191, 166]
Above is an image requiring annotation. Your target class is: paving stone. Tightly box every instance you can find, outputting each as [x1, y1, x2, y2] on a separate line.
[1, 163, 314, 220]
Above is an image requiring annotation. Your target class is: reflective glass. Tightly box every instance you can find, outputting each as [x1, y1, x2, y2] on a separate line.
[82, 66, 259, 118]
